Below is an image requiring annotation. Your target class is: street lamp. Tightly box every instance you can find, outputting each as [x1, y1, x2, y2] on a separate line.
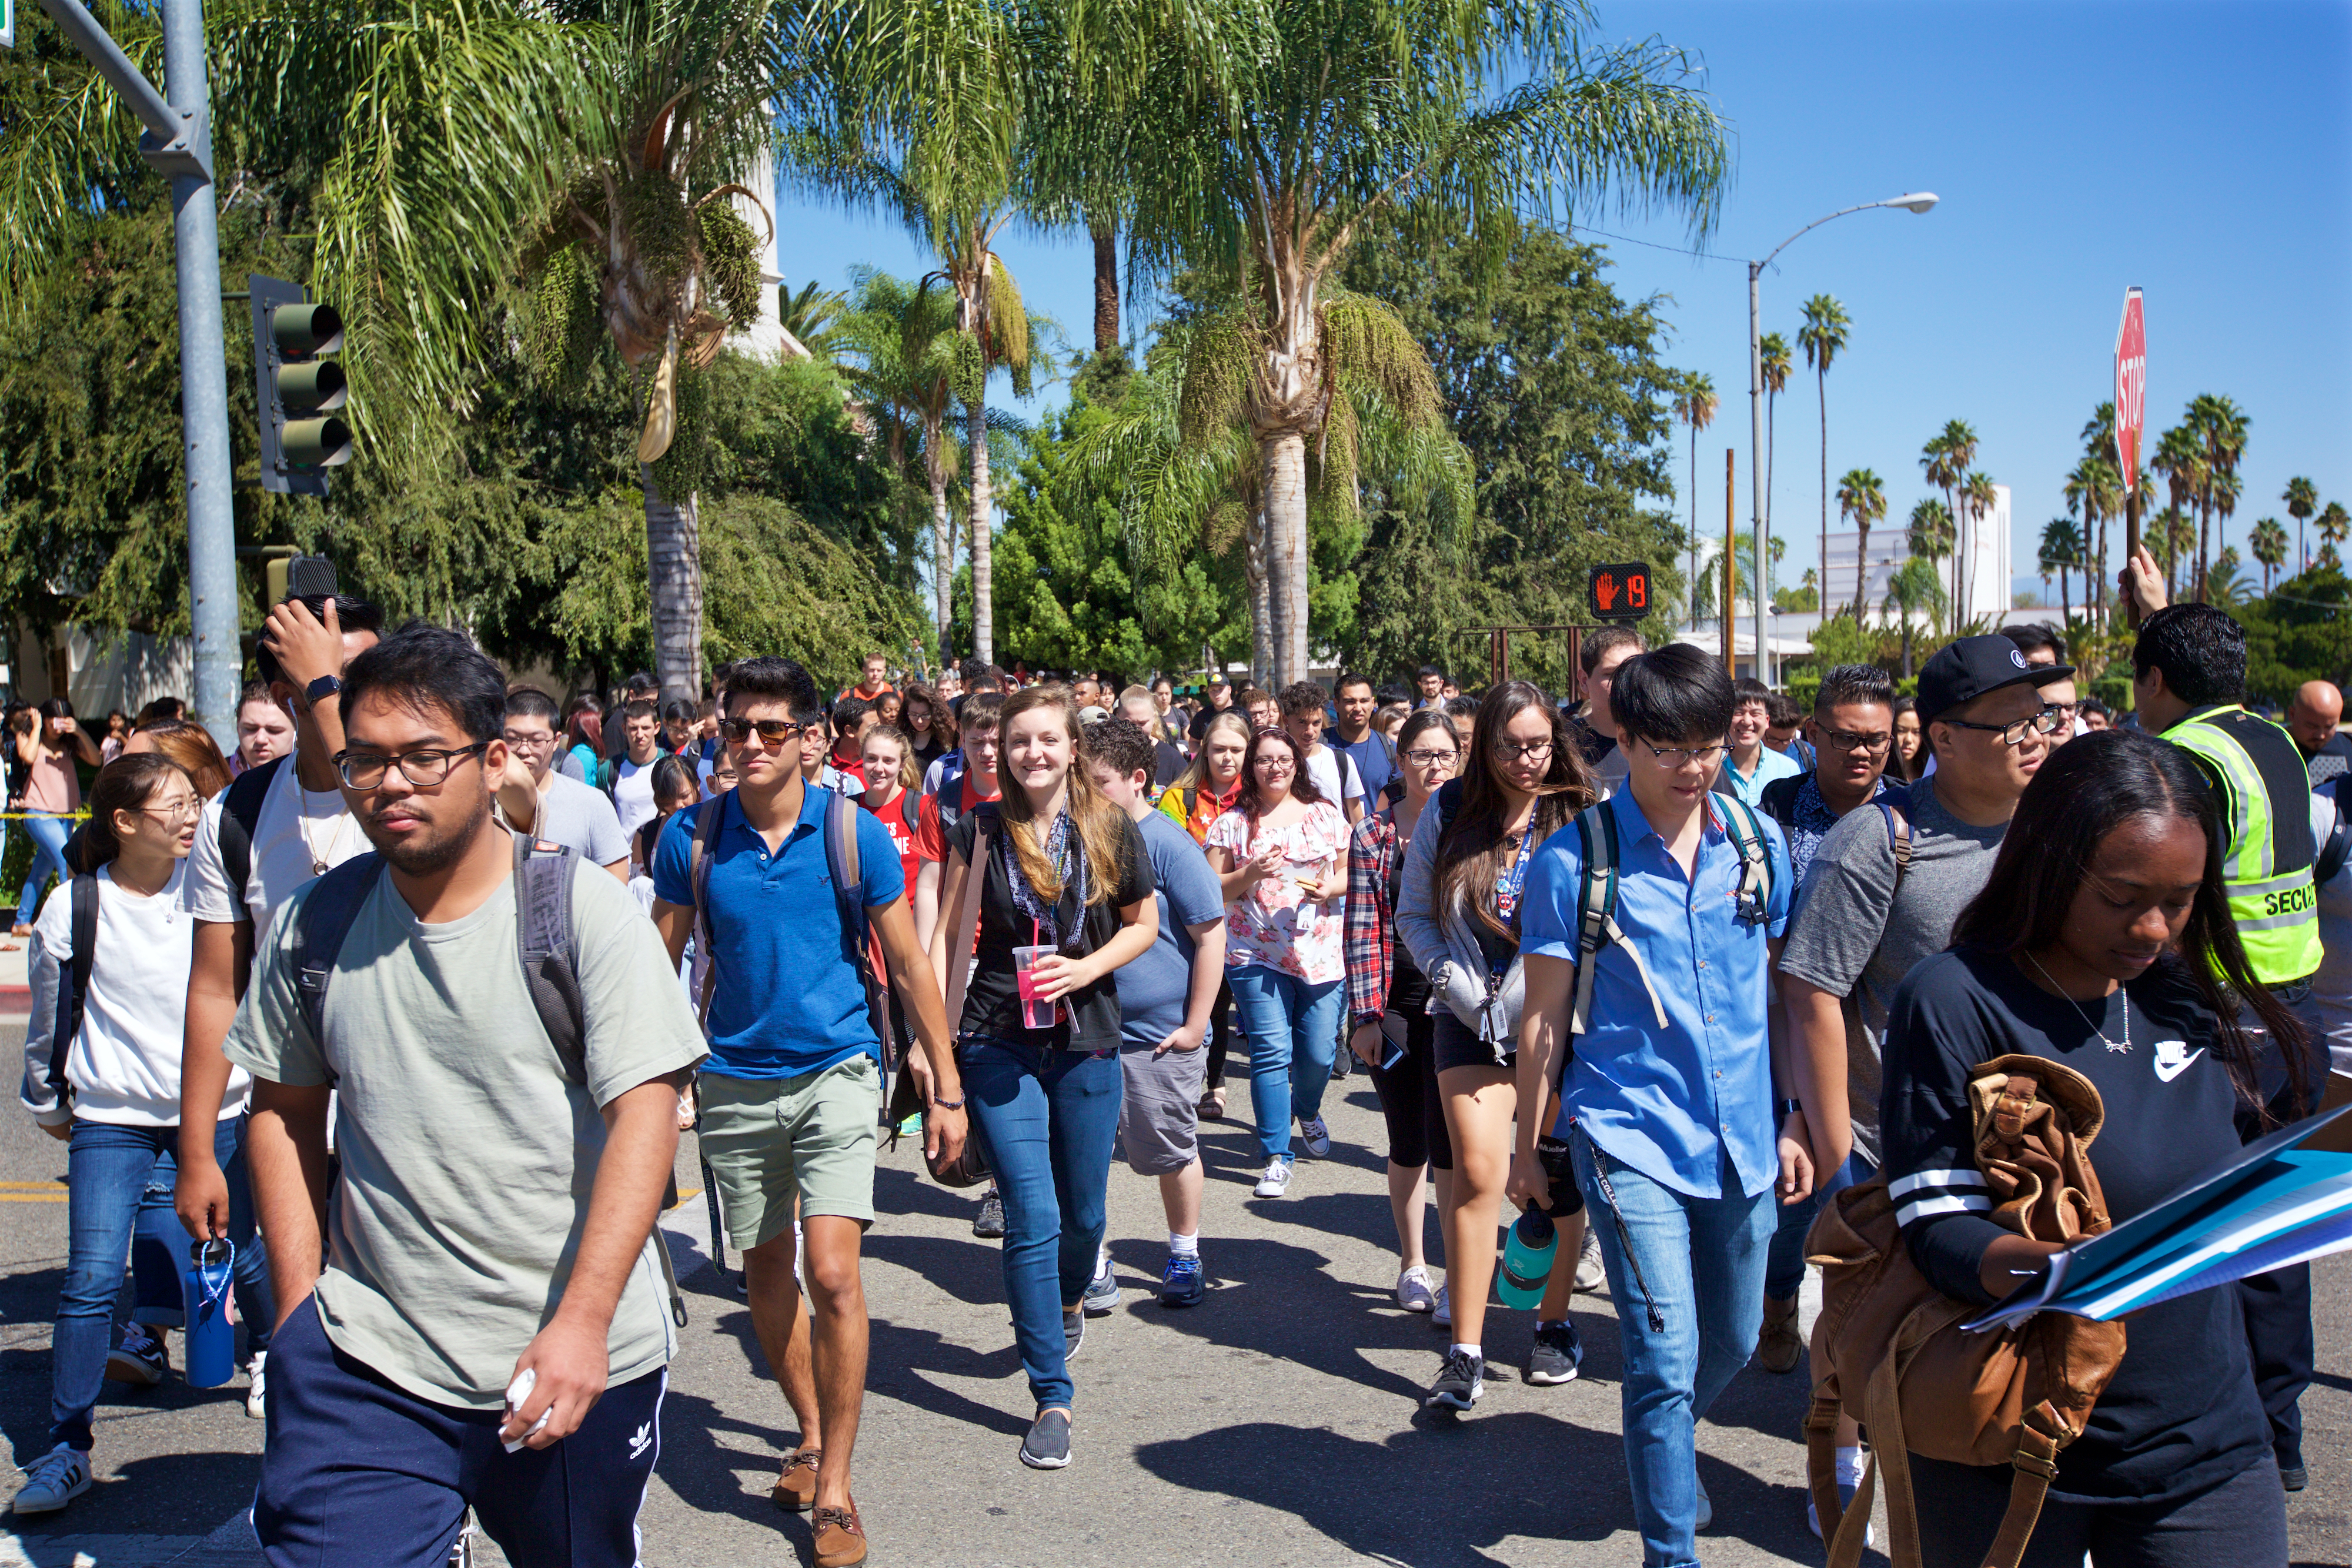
[1748, 193, 1937, 686]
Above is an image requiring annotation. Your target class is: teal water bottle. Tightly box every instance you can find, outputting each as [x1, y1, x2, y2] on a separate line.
[180, 1239, 238, 1388]
[1497, 1208, 1557, 1309]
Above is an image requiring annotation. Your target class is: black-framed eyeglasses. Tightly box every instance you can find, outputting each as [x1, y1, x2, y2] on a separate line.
[719, 717, 814, 746]
[334, 743, 490, 790]
[1820, 730, 1895, 756]
[1401, 747, 1458, 767]
[2043, 700, 2080, 721]
[1489, 740, 1555, 763]
[1940, 708, 2065, 747]
[1641, 741, 1728, 769]
[500, 728, 558, 750]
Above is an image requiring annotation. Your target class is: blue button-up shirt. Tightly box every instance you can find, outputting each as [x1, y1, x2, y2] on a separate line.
[1522, 788, 1792, 1199]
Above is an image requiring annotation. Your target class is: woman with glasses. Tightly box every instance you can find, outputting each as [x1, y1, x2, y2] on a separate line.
[1161, 710, 1252, 1117]
[1344, 710, 1462, 1313]
[1204, 727, 1351, 1197]
[1396, 681, 1594, 1402]
[15, 757, 277, 1516]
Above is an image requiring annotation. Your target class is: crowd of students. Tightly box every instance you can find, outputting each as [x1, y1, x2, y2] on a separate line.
[8, 564, 2338, 1568]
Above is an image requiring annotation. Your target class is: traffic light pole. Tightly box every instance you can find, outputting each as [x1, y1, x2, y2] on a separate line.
[39, 0, 240, 753]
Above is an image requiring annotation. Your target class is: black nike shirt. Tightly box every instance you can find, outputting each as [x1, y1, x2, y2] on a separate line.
[1878, 947, 2271, 1505]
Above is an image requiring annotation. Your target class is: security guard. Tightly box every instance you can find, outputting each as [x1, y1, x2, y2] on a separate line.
[2127, 559, 2324, 1495]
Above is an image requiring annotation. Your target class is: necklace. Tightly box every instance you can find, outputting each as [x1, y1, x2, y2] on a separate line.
[295, 787, 353, 878]
[2023, 950, 2131, 1053]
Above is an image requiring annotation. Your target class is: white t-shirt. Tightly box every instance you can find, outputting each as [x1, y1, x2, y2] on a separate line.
[1305, 744, 1364, 812]
[28, 861, 247, 1126]
[183, 757, 373, 928]
[532, 772, 630, 868]
[611, 755, 660, 847]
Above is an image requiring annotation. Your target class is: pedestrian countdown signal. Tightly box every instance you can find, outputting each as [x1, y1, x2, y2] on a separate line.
[1588, 563, 1650, 623]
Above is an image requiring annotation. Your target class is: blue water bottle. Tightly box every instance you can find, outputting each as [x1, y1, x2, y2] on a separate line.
[1496, 1208, 1557, 1309]
[180, 1239, 238, 1388]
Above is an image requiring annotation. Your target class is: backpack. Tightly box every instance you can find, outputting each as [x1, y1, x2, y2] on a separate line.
[2316, 787, 2351, 888]
[216, 754, 286, 915]
[289, 831, 689, 1326]
[932, 750, 971, 837]
[1567, 794, 1775, 1036]
[1805, 1057, 2127, 1568]
[41, 874, 100, 1102]
[686, 784, 894, 1060]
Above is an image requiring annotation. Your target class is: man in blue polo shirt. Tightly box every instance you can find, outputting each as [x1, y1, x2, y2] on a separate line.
[650, 657, 963, 1568]
[1508, 643, 1798, 1568]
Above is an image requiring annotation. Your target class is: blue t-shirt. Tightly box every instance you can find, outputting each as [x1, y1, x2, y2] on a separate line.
[1119, 811, 1229, 1050]
[650, 787, 906, 1079]
[1329, 728, 1398, 804]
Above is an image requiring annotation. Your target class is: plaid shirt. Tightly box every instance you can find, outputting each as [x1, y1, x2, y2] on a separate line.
[1345, 807, 1401, 1028]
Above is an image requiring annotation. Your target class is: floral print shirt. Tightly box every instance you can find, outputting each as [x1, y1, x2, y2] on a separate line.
[1206, 802, 1352, 985]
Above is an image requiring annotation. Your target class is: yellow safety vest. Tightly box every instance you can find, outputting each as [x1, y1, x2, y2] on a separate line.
[2165, 704, 2322, 985]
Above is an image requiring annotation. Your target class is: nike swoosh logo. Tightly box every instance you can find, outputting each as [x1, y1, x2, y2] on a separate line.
[2153, 1046, 2206, 1083]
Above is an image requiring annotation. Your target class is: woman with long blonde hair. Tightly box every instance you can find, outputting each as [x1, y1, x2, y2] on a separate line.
[926, 686, 1158, 1472]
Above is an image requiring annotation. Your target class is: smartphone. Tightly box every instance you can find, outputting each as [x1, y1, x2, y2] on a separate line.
[1376, 1011, 1410, 1072]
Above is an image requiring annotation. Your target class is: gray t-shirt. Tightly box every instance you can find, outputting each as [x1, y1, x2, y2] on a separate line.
[1120, 811, 1229, 1049]
[1775, 773, 2006, 1165]
[533, 772, 630, 867]
[225, 854, 707, 1408]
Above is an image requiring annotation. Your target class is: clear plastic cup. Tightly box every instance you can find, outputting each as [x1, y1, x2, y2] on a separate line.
[1013, 944, 1056, 1029]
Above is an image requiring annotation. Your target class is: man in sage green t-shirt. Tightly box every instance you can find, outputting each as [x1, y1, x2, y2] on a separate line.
[228, 626, 704, 1568]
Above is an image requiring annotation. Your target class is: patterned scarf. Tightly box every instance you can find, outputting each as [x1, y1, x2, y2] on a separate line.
[1000, 808, 1089, 948]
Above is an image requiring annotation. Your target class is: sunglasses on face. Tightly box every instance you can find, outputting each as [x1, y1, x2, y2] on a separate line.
[719, 717, 813, 746]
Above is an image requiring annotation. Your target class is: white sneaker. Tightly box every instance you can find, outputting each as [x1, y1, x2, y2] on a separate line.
[1395, 1265, 1436, 1313]
[1575, 1226, 1607, 1293]
[245, 1351, 268, 1420]
[1432, 1283, 1452, 1327]
[1252, 1159, 1294, 1198]
[1297, 1116, 1331, 1158]
[13, 1443, 92, 1513]
[1695, 1475, 1712, 1533]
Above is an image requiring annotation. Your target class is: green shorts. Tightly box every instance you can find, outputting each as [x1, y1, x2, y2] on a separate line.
[697, 1055, 880, 1248]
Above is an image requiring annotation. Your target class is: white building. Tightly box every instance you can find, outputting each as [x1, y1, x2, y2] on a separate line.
[1815, 482, 2012, 626]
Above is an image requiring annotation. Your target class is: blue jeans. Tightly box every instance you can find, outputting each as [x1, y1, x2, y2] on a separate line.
[54, 1117, 275, 1450]
[15, 811, 72, 926]
[1227, 966, 1344, 1162]
[1762, 1151, 1876, 1301]
[957, 1031, 1122, 1412]
[1572, 1134, 1776, 1568]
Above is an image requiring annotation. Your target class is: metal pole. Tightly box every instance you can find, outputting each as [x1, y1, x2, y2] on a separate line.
[1749, 262, 1769, 687]
[158, 0, 240, 754]
[1723, 447, 1736, 676]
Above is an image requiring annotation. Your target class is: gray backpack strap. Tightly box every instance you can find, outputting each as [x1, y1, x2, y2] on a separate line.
[1716, 795, 1775, 922]
[513, 835, 587, 1085]
[291, 852, 389, 1060]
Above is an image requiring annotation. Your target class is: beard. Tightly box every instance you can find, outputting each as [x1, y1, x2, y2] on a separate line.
[362, 791, 492, 876]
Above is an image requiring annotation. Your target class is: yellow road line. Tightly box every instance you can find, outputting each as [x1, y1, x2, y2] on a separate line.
[0, 1181, 65, 1188]
[0, 1193, 68, 1202]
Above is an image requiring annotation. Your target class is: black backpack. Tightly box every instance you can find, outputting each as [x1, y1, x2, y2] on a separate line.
[216, 754, 286, 914]
[40, 874, 99, 1102]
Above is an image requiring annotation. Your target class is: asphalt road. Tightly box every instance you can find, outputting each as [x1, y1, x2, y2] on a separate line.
[2, 1060, 2346, 1567]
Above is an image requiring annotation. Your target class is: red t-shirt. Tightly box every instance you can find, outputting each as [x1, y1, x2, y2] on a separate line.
[913, 773, 1001, 864]
[863, 786, 922, 891]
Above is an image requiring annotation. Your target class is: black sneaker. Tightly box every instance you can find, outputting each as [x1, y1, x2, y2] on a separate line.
[1020, 1408, 1072, 1470]
[1525, 1319, 1583, 1385]
[1063, 1307, 1085, 1360]
[973, 1186, 1006, 1239]
[1424, 1349, 1484, 1412]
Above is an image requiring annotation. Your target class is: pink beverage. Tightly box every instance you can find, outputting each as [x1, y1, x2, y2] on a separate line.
[1013, 944, 1056, 1029]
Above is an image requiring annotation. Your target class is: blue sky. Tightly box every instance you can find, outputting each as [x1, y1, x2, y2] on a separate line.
[767, 0, 2352, 603]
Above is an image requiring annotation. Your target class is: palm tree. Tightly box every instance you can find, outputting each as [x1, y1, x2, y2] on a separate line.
[2076, 403, 2118, 628]
[1835, 467, 1886, 618]
[1907, 496, 1955, 602]
[2039, 516, 2084, 626]
[778, 280, 851, 361]
[1961, 469, 1997, 623]
[2286, 476, 2320, 573]
[837, 268, 964, 655]
[1883, 555, 1945, 673]
[2321, 502, 2351, 568]
[1759, 329, 1792, 559]
[1679, 372, 1719, 618]
[1122, 0, 1729, 685]
[2207, 546, 2250, 610]
[2250, 517, 2289, 594]
[2186, 392, 2249, 604]
[2151, 424, 2205, 602]
[1797, 295, 1850, 617]
[1919, 420, 1976, 619]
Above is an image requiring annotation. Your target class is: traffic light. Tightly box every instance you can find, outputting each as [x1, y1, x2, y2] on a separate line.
[249, 274, 352, 495]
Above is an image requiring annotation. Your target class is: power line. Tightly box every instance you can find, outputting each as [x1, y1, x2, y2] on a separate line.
[1572, 225, 1744, 265]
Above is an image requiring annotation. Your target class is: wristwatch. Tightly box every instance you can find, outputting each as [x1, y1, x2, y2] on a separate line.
[306, 674, 343, 706]
[1778, 1098, 1804, 1119]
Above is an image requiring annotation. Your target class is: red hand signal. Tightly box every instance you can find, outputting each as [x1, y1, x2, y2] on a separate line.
[1596, 573, 1618, 611]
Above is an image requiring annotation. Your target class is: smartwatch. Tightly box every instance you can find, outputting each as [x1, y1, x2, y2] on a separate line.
[306, 674, 344, 706]
[1777, 1098, 1804, 1119]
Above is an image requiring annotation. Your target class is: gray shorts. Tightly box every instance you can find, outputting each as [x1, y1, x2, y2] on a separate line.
[1117, 1038, 1207, 1174]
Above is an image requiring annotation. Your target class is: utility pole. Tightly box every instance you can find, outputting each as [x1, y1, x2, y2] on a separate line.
[38, 0, 239, 753]
[1722, 448, 1736, 676]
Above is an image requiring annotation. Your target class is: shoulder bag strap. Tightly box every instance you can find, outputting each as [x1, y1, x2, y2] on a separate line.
[821, 788, 894, 1060]
[942, 815, 994, 1031]
[689, 793, 724, 1027]
[46, 874, 98, 1096]
[1876, 800, 1914, 895]
[513, 835, 587, 1084]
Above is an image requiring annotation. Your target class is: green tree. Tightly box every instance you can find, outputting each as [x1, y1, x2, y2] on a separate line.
[837, 268, 967, 656]
[2185, 392, 2249, 604]
[1679, 372, 1720, 618]
[2039, 516, 2084, 626]
[2151, 423, 2206, 603]
[1796, 295, 1850, 616]
[2285, 476, 2320, 573]
[1882, 555, 1944, 676]
[2320, 501, 2350, 563]
[1961, 469, 1997, 623]
[1337, 220, 1688, 691]
[2250, 517, 2289, 595]
[1126, 0, 1728, 684]
[1919, 420, 1977, 621]
[1759, 329, 1792, 553]
[1835, 467, 1886, 619]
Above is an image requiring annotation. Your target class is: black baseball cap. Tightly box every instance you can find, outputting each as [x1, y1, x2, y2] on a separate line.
[1916, 635, 2076, 727]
